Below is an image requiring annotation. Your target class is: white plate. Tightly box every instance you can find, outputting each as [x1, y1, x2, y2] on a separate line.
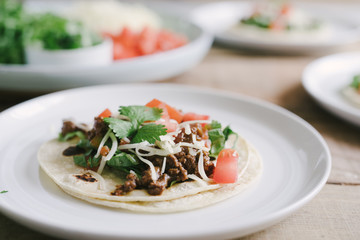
[302, 51, 360, 127]
[190, 1, 360, 53]
[0, 5, 212, 92]
[0, 84, 330, 239]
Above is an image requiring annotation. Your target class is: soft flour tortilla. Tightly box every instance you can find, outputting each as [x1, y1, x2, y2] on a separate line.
[38, 135, 262, 212]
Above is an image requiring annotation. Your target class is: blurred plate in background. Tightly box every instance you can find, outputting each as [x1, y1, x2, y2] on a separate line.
[0, 1, 212, 92]
[191, 1, 360, 54]
[302, 51, 360, 127]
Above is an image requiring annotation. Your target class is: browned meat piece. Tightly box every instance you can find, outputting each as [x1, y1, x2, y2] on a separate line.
[167, 154, 188, 181]
[174, 123, 205, 143]
[61, 120, 88, 137]
[88, 117, 108, 142]
[140, 167, 161, 186]
[87, 117, 109, 148]
[147, 174, 170, 196]
[111, 173, 138, 196]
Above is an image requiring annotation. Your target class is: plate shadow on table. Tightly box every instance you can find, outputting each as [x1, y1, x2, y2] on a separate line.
[211, 42, 341, 57]
[0, 215, 61, 240]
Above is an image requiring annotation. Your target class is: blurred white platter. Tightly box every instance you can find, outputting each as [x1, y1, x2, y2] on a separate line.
[190, 1, 360, 53]
[302, 51, 360, 127]
[0, 2, 212, 92]
[0, 84, 331, 239]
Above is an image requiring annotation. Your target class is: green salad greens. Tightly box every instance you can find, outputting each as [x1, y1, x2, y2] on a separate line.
[0, 0, 25, 64]
[26, 13, 101, 50]
[0, 0, 102, 64]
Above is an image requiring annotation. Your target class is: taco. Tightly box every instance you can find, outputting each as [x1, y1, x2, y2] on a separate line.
[38, 99, 262, 212]
[343, 74, 360, 106]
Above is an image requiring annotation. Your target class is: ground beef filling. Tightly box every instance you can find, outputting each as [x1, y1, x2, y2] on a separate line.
[62, 119, 215, 196]
[112, 123, 215, 196]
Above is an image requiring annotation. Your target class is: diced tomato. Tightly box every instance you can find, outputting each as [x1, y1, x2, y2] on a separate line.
[119, 27, 138, 49]
[213, 149, 239, 183]
[146, 98, 183, 123]
[157, 30, 187, 51]
[146, 99, 178, 133]
[280, 4, 291, 15]
[103, 26, 187, 61]
[146, 98, 163, 108]
[182, 112, 210, 122]
[138, 27, 158, 55]
[98, 108, 112, 118]
[156, 118, 178, 133]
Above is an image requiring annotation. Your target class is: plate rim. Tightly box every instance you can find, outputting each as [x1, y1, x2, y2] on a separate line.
[190, 0, 360, 52]
[0, 83, 332, 239]
[302, 51, 360, 126]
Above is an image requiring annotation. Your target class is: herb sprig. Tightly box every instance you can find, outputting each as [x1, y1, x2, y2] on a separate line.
[207, 120, 236, 157]
[105, 106, 166, 144]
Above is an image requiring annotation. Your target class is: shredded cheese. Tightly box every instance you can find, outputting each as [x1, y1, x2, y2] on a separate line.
[178, 142, 209, 152]
[86, 170, 107, 190]
[197, 150, 210, 181]
[97, 132, 118, 174]
[135, 147, 158, 181]
[94, 129, 111, 158]
[161, 157, 166, 174]
[119, 143, 181, 157]
[184, 124, 191, 135]
[187, 174, 208, 186]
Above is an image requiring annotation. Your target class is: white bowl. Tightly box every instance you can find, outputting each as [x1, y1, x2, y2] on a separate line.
[25, 39, 112, 67]
[0, 12, 212, 91]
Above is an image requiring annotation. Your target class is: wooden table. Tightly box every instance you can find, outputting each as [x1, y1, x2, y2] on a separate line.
[1, 1, 360, 240]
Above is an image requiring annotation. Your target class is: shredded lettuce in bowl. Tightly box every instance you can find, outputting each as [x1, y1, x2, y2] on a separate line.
[25, 12, 102, 50]
[0, 0, 25, 64]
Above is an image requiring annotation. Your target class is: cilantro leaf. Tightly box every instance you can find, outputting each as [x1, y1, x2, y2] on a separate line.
[208, 129, 226, 157]
[223, 125, 235, 141]
[58, 131, 86, 142]
[170, 180, 178, 187]
[207, 121, 236, 156]
[104, 118, 134, 139]
[72, 139, 100, 168]
[73, 155, 88, 168]
[88, 156, 101, 168]
[119, 106, 162, 129]
[207, 120, 222, 130]
[131, 124, 167, 144]
[73, 154, 100, 168]
[107, 152, 139, 168]
[76, 139, 94, 155]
